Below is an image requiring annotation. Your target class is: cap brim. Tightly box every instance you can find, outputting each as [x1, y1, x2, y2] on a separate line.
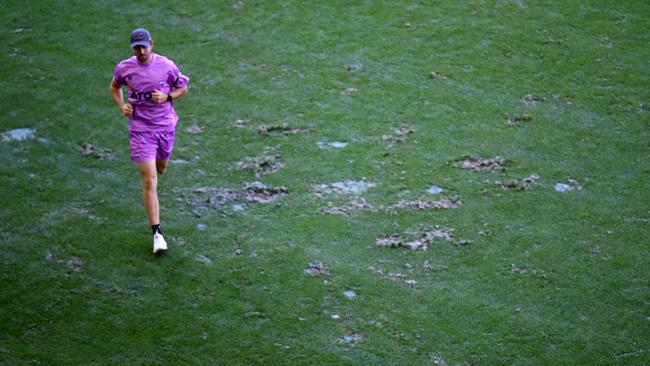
[130, 40, 150, 48]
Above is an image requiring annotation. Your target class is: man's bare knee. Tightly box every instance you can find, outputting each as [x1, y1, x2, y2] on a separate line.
[156, 160, 168, 175]
[141, 175, 157, 192]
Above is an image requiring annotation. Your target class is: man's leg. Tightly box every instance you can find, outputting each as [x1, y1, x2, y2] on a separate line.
[137, 160, 159, 225]
[156, 159, 169, 175]
[137, 160, 167, 253]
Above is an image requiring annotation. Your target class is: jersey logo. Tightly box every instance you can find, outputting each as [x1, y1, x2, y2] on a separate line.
[130, 90, 153, 101]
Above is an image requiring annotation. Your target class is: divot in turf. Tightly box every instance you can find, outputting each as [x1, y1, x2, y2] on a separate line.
[256, 123, 304, 136]
[235, 147, 285, 177]
[453, 155, 508, 172]
[79, 143, 113, 160]
[376, 226, 456, 251]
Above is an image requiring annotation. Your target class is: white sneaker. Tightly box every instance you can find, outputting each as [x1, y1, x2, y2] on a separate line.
[153, 232, 168, 253]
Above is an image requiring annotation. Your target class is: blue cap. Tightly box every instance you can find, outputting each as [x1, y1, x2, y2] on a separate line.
[130, 28, 151, 48]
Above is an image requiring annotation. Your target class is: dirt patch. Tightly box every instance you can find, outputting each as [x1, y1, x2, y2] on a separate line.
[313, 180, 376, 197]
[506, 114, 532, 125]
[256, 123, 304, 136]
[235, 148, 284, 176]
[390, 197, 461, 210]
[454, 155, 508, 172]
[317, 198, 377, 216]
[345, 64, 363, 72]
[371, 127, 415, 143]
[68, 256, 84, 271]
[188, 182, 288, 208]
[503, 264, 548, 279]
[376, 226, 456, 251]
[496, 175, 539, 191]
[79, 143, 113, 160]
[304, 261, 328, 276]
[256, 123, 305, 136]
[317, 195, 461, 216]
[242, 182, 289, 203]
[522, 94, 546, 106]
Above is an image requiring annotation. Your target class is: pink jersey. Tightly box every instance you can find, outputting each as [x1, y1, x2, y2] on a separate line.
[114, 53, 189, 132]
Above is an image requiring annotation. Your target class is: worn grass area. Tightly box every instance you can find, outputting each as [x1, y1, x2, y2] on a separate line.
[1, 1, 649, 365]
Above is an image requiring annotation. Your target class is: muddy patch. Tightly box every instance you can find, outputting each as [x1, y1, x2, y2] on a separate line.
[242, 182, 289, 203]
[184, 181, 288, 211]
[496, 175, 539, 191]
[453, 155, 508, 172]
[522, 94, 546, 106]
[256, 123, 304, 136]
[503, 264, 548, 279]
[79, 143, 113, 160]
[313, 180, 376, 197]
[67, 256, 85, 272]
[235, 148, 284, 176]
[317, 195, 461, 216]
[506, 114, 532, 125]
[376, 226, 456, 251]
[390, 197, 462, 210]
[304, 260, 328, 276]
[317, 198, 377, 216]
[370, 127, 415, 143]
[2, 128, 35, 142]
[345, 64, 363, 72]
[46, 252, 85, 273]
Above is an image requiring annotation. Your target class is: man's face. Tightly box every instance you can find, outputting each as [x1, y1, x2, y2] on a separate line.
[132, 43, 153, 64]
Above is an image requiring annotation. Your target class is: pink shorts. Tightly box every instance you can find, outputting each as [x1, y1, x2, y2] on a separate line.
[129, 131, 175, 164]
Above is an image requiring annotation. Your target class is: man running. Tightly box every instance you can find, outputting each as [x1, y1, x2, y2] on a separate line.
[110, 28, 189, 253]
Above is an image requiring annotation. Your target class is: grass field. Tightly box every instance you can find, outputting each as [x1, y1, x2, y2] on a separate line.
[1, 1, 649, 365]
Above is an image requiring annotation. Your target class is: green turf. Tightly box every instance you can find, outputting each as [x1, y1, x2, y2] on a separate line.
[1, 1, 649, 365]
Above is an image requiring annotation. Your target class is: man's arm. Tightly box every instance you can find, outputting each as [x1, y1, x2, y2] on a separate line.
[152, 85, 188, 104]
[109, 77, 133, 117]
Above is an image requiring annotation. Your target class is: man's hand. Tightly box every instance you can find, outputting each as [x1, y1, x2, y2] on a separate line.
[152, 89, 169, 104]
[121, 103, 134, 117]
